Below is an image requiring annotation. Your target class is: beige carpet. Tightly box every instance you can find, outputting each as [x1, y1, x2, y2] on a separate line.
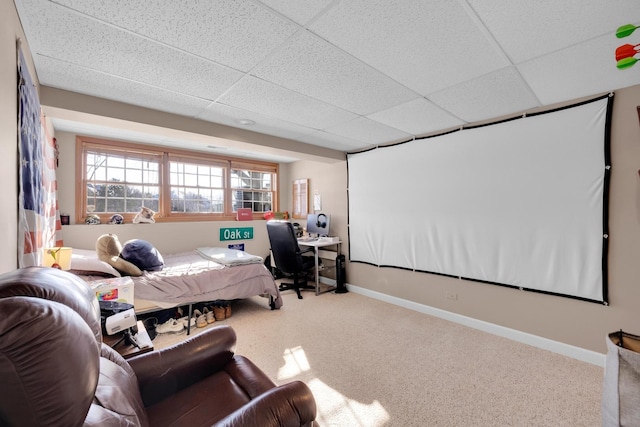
[150, 288, 603, 426]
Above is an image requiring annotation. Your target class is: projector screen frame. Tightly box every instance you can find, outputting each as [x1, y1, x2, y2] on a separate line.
[346, 93, 613, 305]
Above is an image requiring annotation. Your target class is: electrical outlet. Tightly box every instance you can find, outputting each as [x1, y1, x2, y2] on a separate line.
[446, 292, 458, 300]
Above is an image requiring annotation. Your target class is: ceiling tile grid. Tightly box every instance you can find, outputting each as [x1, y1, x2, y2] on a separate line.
[251, 30, 418, 116]
[428, 67, 541, 123]
[467, 0, 640, 64]
[308, 0, 511, 95]
[36, 56, 213, 118]
[367, 97, 464, 136]
[197, 101, 318, 142]
[298, 130, 370, 152]
[518, 33, 640, 105]
[12, 0, 640, 160]
[19, 0, 245, 101]
[52, 0, 299, 72]
[257, 0, 334, 26]
[216, 76, 358, 130]
[323, 116, 413, 146]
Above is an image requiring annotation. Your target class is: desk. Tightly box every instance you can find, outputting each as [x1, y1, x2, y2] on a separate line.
[297, 238, 341, 295]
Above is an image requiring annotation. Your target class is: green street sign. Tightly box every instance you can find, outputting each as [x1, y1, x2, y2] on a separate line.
[220, 227, 253, 241]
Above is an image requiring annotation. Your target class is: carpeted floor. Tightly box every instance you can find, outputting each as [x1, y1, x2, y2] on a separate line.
[148, 288, 603, 426]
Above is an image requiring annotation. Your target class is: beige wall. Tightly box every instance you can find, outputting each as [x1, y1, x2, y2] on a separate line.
[0, 1, 38, 273]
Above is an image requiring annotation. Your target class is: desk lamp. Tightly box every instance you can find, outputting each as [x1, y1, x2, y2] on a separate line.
[43, 247, 73, 270]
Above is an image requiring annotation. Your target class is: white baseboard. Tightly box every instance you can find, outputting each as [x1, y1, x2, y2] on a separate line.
[346, 284, 605, 367]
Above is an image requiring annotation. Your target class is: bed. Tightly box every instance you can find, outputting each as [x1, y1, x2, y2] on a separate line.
[69, 247, 283, 316]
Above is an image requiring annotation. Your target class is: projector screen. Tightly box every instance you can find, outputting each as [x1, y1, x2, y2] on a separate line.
[347, 95, 612, 303]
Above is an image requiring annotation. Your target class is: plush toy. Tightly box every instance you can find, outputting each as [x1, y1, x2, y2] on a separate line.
[95, 233, 142, 276]
[133, 207, 155, 224]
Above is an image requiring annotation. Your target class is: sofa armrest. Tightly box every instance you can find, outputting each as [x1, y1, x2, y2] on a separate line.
[127, 324, 236, 406]
[216, 381, 317, 427]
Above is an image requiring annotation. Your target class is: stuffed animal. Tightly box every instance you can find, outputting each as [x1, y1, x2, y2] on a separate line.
[95, 233, 142, 276]
[133, 207, 155, 224]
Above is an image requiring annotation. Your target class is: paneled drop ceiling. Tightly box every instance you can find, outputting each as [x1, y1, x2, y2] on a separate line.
[13, 0, 640, 162]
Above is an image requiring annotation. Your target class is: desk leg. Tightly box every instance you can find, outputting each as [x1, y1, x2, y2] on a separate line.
[314, 247, 320, 296]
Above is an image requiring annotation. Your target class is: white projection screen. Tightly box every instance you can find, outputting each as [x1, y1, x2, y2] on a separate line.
[347, 95, 612, 303]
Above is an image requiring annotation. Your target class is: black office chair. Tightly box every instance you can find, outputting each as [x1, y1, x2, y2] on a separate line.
[266, 220, 316, 299]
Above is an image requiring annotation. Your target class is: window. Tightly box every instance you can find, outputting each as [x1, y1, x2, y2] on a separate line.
[231, 169, 273, 213]
[76, 137, 278, 223]
[84, 148, 161, 215]
[169, 158, 225, 214]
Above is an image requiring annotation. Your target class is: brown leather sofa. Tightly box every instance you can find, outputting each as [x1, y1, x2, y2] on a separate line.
[0, 267, 317, 426]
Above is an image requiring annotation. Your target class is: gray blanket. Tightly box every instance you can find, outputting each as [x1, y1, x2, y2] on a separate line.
[132, 251, 282, 308]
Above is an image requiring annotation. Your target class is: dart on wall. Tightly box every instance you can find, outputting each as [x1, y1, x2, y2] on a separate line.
[616, 24, 640, 69]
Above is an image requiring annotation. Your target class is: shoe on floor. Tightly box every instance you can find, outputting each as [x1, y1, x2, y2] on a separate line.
[156, 318, 184, 334]
[224, 304, 231, 318]
[179, 316, 196, 329]
[213, 305, 226, 321]
[192, 309, 207, 328]
[203, 307, 215, 324]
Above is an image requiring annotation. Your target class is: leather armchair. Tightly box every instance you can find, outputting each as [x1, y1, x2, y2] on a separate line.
[0, 267, 317, 426]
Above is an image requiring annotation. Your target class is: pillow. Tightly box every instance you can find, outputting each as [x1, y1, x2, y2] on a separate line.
[95, 234, 142, 277]
[120, 239, 164, 272]
[70, 248, 121, 277]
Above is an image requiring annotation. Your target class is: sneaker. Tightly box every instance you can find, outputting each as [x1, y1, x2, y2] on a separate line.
[224, 304, 231, 318]
[156, 318, 184, 334]
[179, 316, 196, 329]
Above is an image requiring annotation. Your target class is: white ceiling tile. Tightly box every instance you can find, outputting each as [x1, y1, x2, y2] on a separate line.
[14, 0, 640, 158]
[519, 34, 640, 105]
[217, 76, 358, 129]
[53, 0, 299, 71]
[298, 131, 369, 152]
[253, 31, 417, 115]
[20, 0, 244, 100]
[428, 67, 541, 123]
[468, 0, 640, 63]
[257, 0, 334, 25]
[37, 57, 212, 117]
[309, 0, 509, 95]
[367, 97, 464, 136]
[324, 117, 412, 146]
[197, 102, 317, 141]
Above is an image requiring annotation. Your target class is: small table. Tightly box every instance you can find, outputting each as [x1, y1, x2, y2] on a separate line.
[103, 320, 154, 359]
[297, 238, 342, 295]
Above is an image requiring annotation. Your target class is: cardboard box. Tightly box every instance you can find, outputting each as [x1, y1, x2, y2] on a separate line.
[90, 276, 135, 305]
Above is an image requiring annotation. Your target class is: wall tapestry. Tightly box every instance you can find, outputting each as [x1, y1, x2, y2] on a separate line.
[17, 45, 61, 267]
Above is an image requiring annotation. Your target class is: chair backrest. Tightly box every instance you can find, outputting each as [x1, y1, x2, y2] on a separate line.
[267, 221, 305, 275]
[0, 267, 149, 427]
[0, 267, 102, 426]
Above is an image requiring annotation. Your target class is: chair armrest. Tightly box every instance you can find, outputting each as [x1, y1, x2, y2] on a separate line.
[127, 325, 236, 407]
[215, 381, 317, 427]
